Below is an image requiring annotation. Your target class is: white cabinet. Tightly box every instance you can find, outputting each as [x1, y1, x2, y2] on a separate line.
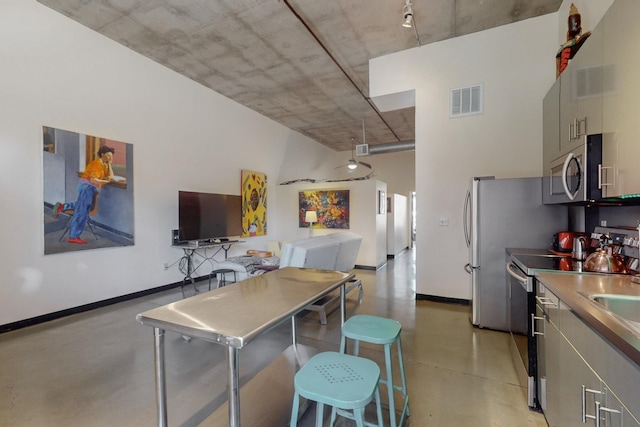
[602, 0, 640, 198]
[559, 20, 604, 156]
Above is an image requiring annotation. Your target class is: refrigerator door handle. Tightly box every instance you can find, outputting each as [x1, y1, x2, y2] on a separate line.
[463, 189, 471, 247]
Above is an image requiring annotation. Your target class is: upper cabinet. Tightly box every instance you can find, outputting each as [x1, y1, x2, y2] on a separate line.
[602, 0, 640, 198]
[559, 19, 604, 156]
[543, 0, 640, 201]
[542, 78, 561, 175]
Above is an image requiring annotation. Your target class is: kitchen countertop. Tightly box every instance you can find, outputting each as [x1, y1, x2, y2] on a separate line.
[535, 271, 640, 366]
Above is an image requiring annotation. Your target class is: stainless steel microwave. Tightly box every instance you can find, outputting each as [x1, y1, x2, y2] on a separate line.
[543, 134, 603, 204]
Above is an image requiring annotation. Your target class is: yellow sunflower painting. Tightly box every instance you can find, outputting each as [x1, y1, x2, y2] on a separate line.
[241, 170, 267, 237]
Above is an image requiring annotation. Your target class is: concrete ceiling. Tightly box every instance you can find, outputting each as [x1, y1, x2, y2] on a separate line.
[37, 0, 561, 152]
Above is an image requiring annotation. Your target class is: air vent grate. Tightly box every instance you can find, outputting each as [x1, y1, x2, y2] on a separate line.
[355, 144, 369, 156]
[450, 84, 483, 117]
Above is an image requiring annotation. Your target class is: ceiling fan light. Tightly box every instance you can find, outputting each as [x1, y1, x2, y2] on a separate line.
[402, 13, 413, 28]
[347, 162, 358, 170]
[402, 2, 413, 28]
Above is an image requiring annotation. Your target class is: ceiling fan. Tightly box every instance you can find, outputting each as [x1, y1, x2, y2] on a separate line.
[335, 138, 372, 170]
[335, 119, 372, 171]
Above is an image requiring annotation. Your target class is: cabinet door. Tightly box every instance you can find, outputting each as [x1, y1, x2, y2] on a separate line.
[556, 331, 603, 427]
[544, 317, 561, 426]
[575, 19, 604, 136]
[536, 302, 548, 411]
[560, 59, 580, 154]
[602, 0, 640, 197]
[543, 78, 561, 174]
[560, 20, 604, 156]
[601, 386, 640, 427]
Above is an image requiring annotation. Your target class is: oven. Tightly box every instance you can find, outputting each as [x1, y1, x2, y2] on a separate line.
[506, 253, 580, 409]
[507, 257, 538, 408]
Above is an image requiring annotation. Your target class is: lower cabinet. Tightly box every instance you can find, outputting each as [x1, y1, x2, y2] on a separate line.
[538, 285, 640, 427]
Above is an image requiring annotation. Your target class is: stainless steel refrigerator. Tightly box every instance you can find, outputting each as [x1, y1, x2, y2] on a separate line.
[463, 177, 567, 331]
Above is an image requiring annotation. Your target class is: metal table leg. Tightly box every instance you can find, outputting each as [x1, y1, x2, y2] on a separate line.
[228, 346, 241, 427]
[340, 282, 346, 326]
[153, 328, 168, 427]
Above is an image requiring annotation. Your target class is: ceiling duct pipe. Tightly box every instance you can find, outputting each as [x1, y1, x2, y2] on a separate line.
[360, 140, 415, 156]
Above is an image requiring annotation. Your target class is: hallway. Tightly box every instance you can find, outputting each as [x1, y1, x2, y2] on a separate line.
[0, 248, 547, 426]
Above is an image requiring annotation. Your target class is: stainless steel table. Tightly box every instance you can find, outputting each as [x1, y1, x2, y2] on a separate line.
[136, 267, 354, 427]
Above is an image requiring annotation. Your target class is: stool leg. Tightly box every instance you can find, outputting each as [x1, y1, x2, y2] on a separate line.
[353, 407, 365, 427]
[289, 391, 300, 427]
[383, 343, 397, 427]
[340, 335, 347, 353]
[315, 402, 324, 427]
[330, 406, 337, 426]
[374, 385, 384, 427]
[353, 340, 360, 357]
[396, 336, 411, 419]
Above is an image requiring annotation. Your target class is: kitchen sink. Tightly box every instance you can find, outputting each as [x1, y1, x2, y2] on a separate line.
[591, 294, 640, 323]
[582, 293, 640, 336]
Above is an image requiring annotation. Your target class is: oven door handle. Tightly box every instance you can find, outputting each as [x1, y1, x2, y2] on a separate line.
[506, 262, 527, 284]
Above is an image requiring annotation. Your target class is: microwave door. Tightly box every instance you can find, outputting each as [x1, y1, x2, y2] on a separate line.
[561, 152, 583, 201]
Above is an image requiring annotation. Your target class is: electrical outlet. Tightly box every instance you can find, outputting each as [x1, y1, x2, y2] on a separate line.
[439, 217, 449, 226]
[164, 263, 169, 270]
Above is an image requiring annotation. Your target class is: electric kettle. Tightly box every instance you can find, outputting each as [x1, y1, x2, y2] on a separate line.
[572, 236, 587, 260]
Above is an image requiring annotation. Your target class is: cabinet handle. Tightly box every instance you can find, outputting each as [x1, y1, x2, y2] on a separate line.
[531, 313, 544, 337]
[595, 401, 621, 427]
[598, 164, 614, 189]
[506, 262, 526, 283]
[577, 117, 587, 137]
[582, 385, 602, 423]
[569, 120, 575, 141]
[535, 296, 557, 307]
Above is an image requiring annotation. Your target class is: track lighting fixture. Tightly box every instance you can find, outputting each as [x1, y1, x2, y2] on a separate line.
[402, 1, 413, 28]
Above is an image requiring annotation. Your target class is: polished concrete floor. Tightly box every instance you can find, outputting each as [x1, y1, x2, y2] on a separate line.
[0, 248, 548, 426]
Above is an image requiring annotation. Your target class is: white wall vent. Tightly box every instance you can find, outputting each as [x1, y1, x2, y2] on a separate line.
[355, 144, 369, 156]
[450, 84, 483, 118]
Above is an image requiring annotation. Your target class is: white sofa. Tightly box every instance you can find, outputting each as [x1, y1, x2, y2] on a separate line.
[280, 232, 363, 324]
[279, 232, 362, 272]
[214, 232, 363, 324]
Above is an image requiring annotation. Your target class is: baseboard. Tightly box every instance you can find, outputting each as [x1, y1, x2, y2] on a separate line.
[354, 264, 376, 270]
[416, 293, 470, 306]
[0, 278, 201, 334]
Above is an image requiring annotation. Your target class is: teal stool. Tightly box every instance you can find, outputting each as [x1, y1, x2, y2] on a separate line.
[340, 315, 410, 427]
[290, 351, 383, 427]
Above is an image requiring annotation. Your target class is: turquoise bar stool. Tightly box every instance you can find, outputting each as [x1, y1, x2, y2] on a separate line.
[340, 315, 410, 427]
[289, 351, 383, 427]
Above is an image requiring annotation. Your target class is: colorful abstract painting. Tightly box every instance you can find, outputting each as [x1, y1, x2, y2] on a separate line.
[241, 170, 267, 237]
[298, 190, 349, 229]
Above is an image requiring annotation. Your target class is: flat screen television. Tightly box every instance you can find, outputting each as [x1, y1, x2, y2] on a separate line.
[178, 191, 243, 242]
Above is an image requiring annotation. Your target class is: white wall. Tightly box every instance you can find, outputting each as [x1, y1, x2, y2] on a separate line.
[274, 179, 388, 268]
[387, 193, 409, 256]
[0, 0, 343, 326]
[371, 14, 561, 300]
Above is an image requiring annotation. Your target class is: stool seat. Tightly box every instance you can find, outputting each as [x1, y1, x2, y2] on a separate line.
[342, 314, 402, 345]
[290, 351, 383, 427]
[208, 268, 237, 290]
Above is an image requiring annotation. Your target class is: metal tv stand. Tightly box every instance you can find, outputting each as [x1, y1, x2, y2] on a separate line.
[172, 240, 243, 297]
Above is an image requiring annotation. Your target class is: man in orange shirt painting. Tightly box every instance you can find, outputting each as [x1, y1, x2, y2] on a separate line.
[53, 146, 114, 244]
